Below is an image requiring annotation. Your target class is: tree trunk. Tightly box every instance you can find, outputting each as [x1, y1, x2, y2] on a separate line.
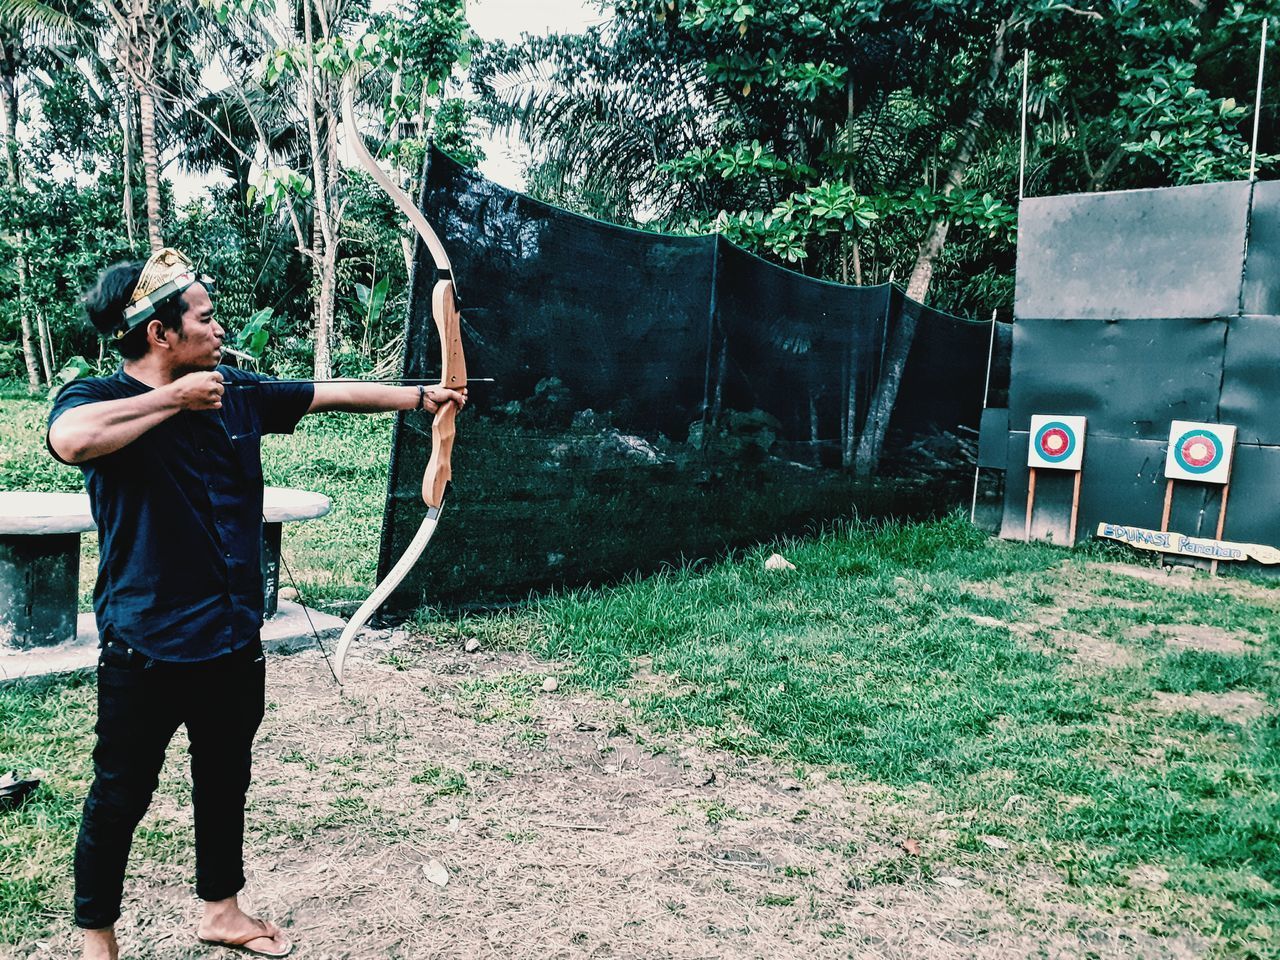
[0, 53, 17, 186]
[314, 249, 336, 378]
[37, 313, 54, 382]
[0, 54, 42, 390]
[301, 0, 336, 378]
[137, 85, 163, 252]
[853, 20, 1010, 477]
[809, 389, 821, 467]
[15, 259, 40, 390]
[120, 86, 136, 247]
[710, 335, 727, 427]
[842, 334, 857, 469]
[1088, 144, 1126, 192]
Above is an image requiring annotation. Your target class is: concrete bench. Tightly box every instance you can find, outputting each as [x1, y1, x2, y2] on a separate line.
[0, 487, 330, 651]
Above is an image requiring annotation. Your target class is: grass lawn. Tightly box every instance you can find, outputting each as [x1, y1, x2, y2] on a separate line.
[2, 389, 1278, 957]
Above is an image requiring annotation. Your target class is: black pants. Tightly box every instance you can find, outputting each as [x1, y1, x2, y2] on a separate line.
[73, 636, 266, 930]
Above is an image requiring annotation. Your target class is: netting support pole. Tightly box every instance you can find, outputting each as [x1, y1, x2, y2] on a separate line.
[700, 236, 721, 444]
[970, 309, 998, 524]
[1251, 19, 1268, 181]
[1019, 49, 1030, 202]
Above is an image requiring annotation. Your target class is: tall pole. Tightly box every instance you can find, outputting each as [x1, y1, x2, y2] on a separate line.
[970, 309, 999, 524]
[1250, 19, 1268, 181]
[1019, 49, 1030, 201]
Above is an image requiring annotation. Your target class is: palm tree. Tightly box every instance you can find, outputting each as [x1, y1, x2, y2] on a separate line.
[100, 0, 208, 252]
[0, 0, 95, 388]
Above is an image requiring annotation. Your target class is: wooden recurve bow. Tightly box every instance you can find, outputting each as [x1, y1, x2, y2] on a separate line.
[333, 72, 468, 684]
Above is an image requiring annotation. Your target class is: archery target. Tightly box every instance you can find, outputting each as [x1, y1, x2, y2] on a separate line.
[1027, 415, 1087, 470]
[1165, 420, 1236, 484]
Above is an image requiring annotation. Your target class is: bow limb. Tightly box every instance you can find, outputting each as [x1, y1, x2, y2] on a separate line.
[333, 72, 468, 685]
[340, 72, 452, 277]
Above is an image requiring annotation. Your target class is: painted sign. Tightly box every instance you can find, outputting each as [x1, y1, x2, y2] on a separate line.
[1027, 415, 1087, 470]
[1095, 522, 1280, 564]
[1164, 421, 1236, 484]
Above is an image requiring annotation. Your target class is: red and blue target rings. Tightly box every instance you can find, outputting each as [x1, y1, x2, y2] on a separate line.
[1173, 429, 1224, 475]
[1034, 421, 1077, 464]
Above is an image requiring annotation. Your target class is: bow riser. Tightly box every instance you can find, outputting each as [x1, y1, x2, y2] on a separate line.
[423, 278, 466, 508]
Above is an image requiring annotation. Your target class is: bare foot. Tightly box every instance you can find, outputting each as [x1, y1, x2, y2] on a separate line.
[197, 895, 291, 957]
[82, 927, 118, 960]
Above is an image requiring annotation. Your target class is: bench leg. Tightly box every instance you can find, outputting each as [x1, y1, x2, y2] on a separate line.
[260, 522, 283, 620]
[0, 533, 80, 649]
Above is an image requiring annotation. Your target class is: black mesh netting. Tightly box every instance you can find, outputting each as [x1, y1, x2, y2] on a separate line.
[374, 149, 1006, 608]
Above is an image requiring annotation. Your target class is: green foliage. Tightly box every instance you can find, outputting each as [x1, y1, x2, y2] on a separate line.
[477, 0, 1280, 312]
[1119, 58, 1272, 183]
[234, 307, 275, 360]
[248, 167, 312, 218]
[353, 277, 389, 331]
[46, 356, 92, 400]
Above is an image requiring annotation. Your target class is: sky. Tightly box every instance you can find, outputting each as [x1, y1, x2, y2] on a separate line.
[168, 0, 604, 202]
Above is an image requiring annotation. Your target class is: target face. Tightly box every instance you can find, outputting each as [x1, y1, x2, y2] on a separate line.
[1165, 420, 1236, 484]
[1028, 415, 1087, 470]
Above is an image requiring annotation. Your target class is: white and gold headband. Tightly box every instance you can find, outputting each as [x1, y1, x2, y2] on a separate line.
[115, 247, 214, 339]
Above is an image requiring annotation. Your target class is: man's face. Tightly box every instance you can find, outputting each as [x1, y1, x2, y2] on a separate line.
[168, 283, 224, 373]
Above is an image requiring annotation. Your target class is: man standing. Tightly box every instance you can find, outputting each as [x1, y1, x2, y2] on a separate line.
[47, 249, 465, 959]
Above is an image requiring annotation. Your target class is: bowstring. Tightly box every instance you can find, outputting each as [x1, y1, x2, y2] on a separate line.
[269, 514, 340, 686]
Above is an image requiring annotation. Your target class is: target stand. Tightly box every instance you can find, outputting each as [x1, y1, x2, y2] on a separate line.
[1024, 415, 1087, 546]
[1160, 421, 1238, 575]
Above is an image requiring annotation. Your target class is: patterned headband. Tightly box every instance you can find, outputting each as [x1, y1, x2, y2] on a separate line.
[115, 247, 214, 339]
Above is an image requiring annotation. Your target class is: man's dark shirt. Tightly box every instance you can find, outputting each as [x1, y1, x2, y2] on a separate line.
[48, 366, 313, 662]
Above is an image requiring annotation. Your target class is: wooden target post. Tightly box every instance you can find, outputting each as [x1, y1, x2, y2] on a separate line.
[1025, 415, 1087, 546]
[1161, 421, 1238, 576]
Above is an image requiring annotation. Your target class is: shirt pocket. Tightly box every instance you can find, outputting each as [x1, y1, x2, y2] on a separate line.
[228, 429, 264, 486]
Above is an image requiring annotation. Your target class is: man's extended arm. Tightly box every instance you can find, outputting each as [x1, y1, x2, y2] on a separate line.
[48, 371, 226, 464]
[307, 382, 466, 415]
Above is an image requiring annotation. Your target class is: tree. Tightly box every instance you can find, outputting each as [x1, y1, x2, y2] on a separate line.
[100, 0, 211, 252]
[477, 0, 1277, 473]
[209, 0, 472, 378]
[0, 0, 95, 388]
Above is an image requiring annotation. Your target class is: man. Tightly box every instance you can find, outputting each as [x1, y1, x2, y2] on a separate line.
[47, 249, 466, 960]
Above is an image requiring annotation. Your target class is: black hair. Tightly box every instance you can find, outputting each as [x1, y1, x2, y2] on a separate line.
[83, 261, 188, 361]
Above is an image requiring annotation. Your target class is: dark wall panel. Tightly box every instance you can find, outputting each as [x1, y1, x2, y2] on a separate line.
[978, 408, 1009, 469]
[1242, 181, 1280, 315]
[1008, 316, 1228, 440]
[1223, 444, 1280, 549]
[1015, 182, 1251, 321]
[1005, 179, 1280, 571]
[1220, 314, 1280, 445]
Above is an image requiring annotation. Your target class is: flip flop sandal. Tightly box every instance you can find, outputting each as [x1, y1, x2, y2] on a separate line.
[198, 922, 293, 957]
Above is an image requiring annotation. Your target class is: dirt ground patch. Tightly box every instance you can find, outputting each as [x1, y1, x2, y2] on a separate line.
[1150, 689, 1270, 724]
[22, 644, 1209, 960]
[1084, 561, 1197, 588]
[1041, 630, 1139, 671]
[1129, 623, 1257, 655]
[1085, 561, 1279, 605]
